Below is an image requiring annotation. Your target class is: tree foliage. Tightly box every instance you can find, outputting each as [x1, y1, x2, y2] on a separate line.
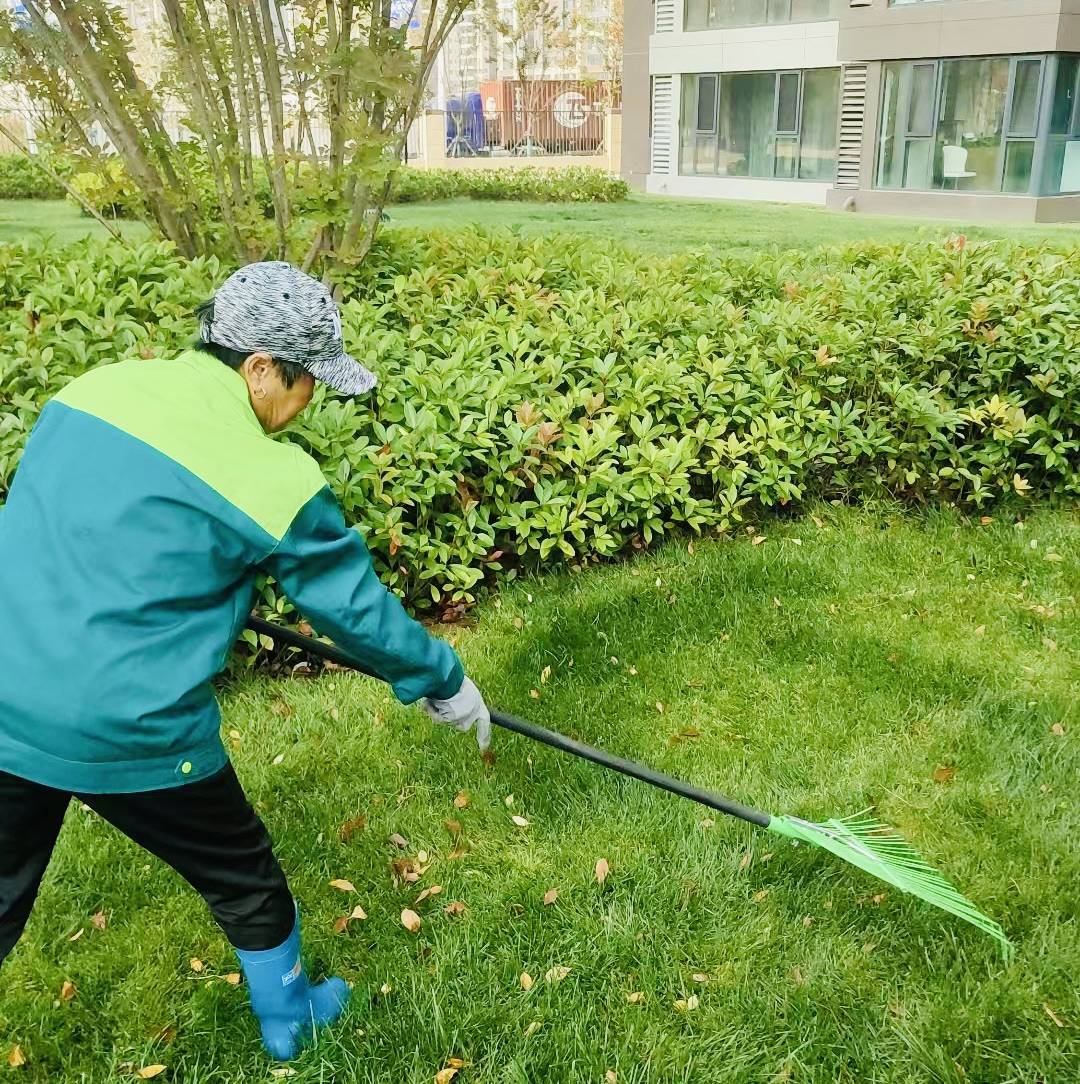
[0, 0, 471, 277]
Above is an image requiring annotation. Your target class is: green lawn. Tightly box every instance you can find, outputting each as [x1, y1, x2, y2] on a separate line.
[3, 506, 1077, 1082]
[5, 193, 1080, 255]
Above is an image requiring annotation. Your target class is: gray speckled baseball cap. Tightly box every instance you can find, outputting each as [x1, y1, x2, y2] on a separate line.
[200, 261, 376, 395]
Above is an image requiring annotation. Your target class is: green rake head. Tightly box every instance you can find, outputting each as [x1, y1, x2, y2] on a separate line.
[767, 813, 1013, 959]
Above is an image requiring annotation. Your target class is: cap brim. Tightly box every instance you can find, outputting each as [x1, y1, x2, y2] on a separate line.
[305, 352, 377, 396]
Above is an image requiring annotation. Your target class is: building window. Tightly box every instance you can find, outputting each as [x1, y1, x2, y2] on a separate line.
[684, 0, 836, 32]
[875, 54, 1080, 196]
[679, 69, 840, 181]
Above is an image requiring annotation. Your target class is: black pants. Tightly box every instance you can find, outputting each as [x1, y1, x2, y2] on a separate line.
[0, 763, 295, 965]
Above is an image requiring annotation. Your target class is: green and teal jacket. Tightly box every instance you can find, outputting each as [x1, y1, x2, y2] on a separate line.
[0, 350, 463, 793]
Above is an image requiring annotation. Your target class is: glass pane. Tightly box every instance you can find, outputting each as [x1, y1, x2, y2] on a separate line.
[767, 0, 790, 22]
[774, 136, 798, 178]
[1050, 56, 1079, 134]
[777, 73, 799, 134]
[876, 62, 903, 187]
[903, 138, 932, 188]
[696, 75, 718, 132]
[934, 57, 1009, 191]
[716, 71, 776, 177]
[730, 0, 765, 26]
[791, 0, 834, 19]
[799, 67, 839, 180]
[1008, 59, 1041, 136]
[684, 0, 710, 30]
[1002, 140, 1034, 193]
[1041, 137, 1080, 194]
[908, 64, 936, 136]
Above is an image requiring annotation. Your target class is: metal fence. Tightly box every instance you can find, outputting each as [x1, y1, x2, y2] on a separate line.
[443, 108, 608, 158]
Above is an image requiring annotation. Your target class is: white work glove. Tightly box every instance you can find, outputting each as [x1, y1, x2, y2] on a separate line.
[421, 676, 492, 752]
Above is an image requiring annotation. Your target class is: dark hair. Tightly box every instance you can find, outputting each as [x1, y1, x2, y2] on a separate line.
[193, 299, 306, 388]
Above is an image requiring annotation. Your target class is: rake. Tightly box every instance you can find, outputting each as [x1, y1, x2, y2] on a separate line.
[246, 616, 1012, 958]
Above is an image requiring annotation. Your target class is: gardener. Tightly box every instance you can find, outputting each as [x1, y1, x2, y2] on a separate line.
[0, 261, 491, 1060]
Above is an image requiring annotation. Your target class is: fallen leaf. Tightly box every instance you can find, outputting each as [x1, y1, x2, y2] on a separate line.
[802, 915, 814, 927]
[655, 701, 665, 714]
[329, 878, 357, 893]
[811, 515, 826, 528]
[932, 765, 956, 784]
[1042, 637, 1058, 652]
[872, 893, 886, 905]
[380, 982, 393, 995]
[973, 625, 986, 636]
[91, 911, 107, 931]
[417, 851, 429, 864]
[270, 1070, 297, 1079]
[544, 965, 571, 983]
[389, 833, 410, 849]
[414, 885, 444, 906]
[271, 699, 293, 718]
[626, 991, 644, 1004]
[7, 1045, 26, 1069]
[504, 794, 515, 807]
[674, 994, 699, 1011]
[520, 971, 534, 990]
[1051, 723, 1065, 736]
[752, 889, 769, 903]
[700, 818, 715, 828]
[189, 958, 204, 973]
[1012, 473, 1032, 496]
[979, 515, 993, 525]
[271, 753, 285, 766]
[401, 909, 422, 933]
[529, 689, 541, 699]
[136, 1068, 167, 1081]
[446, 1061, 468, 1071]
[511, 815, 530, 828]
[540, 665, 552, 684]
[523, 1021, 542, 1038]
[595, 858, 610, 884]
[789, 966, 806, 986]
[543, 887, 559, 906]
[60, 980, 77, 1002]
[339, 814, 367, 842]
[444, 819, 462, 835]
[435, 1069, 458, 1084]
[448, 845, 469, 860]
[752, 535, 766, 546]
[739, 851, 752, 872]
[453, 791, 470, 809]
[606, 1072, 618, 1083]
[692, 972, 709, 983]
[1045, 552, 1063, 562]
[1043, 1002, 1066, 1028]
[68, 929, 84, 943]
[668, 726, 701, 746]
[443, 901, 467, 916]
[513, 617, 524, 630]
[223, 973, 241, 985]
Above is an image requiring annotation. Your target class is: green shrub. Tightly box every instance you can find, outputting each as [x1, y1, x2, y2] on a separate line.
[1, 231, 1077, 621]
[390, 166, 629, 204]
[0, 153, 65, 200]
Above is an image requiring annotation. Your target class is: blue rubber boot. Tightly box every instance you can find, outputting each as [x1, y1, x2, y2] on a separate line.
[235, 910, 350, 1060]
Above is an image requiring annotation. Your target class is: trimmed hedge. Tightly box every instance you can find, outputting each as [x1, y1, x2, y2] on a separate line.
[1, 231, 1077, 618]
[389, 166, 629, 203]
[0, 153, 65, 200]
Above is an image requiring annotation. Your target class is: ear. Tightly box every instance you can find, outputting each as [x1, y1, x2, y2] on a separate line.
[242, 351, 275, 380]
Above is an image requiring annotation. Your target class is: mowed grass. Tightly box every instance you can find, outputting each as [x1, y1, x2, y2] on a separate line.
[2, 506, 1077, 1083]
[5, 193, 1080, 254]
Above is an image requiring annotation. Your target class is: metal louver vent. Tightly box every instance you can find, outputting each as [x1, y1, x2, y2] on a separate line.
[650, 75, 674, 175]
[654, 0, 676, 33]
[836, 64, 867, 189]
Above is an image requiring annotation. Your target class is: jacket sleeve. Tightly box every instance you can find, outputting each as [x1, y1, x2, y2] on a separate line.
[260, 485, 463, 704]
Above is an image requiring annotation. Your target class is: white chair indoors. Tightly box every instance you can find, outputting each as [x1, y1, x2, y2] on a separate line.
[942, 144, 977, 188]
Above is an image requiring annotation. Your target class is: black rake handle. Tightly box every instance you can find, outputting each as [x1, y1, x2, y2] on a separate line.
[245, 615, 772, 829]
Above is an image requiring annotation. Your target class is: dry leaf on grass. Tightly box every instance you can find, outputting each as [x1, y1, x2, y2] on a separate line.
[401, 909, 422, 933]
[380, 983, 393, 995]
[674, 995, 699, 1011]
[626, 991, 644, 1004]
[7, 1045, 26, 1069]
[752, 889, 769, 903]
[520, 972, 534, 991]
[606, 1072, 618, 1083]
[540, 665, 552, 684]
[443, 901, 467, 917]
[68, 929, 84, 943]
[434, 1070, 458, 1084]
[523, 1021, 542, 1038]
[329, 878, 357, 893]
[91, 911, 107, 931]
[389, 832, 410, 849]
[1051, 723, 1066, 736]
[529, 689, 541, 699]
[511, 815, 530, 828]
[189, 958, 204, 973]
[270, 1070, 297, 1079]
[223, 973, 241, 985]
[339, 814, 367, 842]
[595, 858, 610, 884]
[692, 972, 709, 983]
[136, 1067, 167, 1080]
[414, 885, 443, 906]
[444, 819, 462, 835]
[1043, 1002, 1066, 1028]
[543, 887, 559, 906]
[453, 791, 470, 809]
[932, 765, 956, 783]
[544, 965, 571, 983]
[59, 980, 76, 1002]
[332, 904, 369, 933]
